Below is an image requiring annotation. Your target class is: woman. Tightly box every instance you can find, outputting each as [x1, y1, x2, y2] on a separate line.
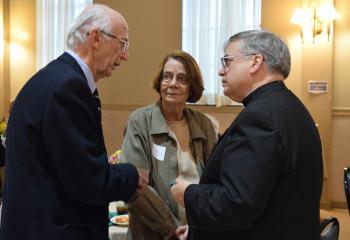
[120, 50, 218, 240]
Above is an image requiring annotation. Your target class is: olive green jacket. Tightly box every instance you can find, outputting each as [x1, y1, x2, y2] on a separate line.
[120, 102, 218, 240]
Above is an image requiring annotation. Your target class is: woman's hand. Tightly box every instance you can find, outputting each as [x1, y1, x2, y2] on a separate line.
[175, 224, 188, 240]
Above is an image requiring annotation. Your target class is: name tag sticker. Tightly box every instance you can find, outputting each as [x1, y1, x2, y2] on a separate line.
[152, 143, 166, 161]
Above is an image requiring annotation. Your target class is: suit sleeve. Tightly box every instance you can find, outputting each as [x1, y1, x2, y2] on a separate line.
[0, 143, 4, 167]
[43, 78, 139, 204]
[184, 106, 284, 232]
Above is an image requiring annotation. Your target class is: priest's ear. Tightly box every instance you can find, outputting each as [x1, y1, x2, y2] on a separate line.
[249, 53, 264, 73]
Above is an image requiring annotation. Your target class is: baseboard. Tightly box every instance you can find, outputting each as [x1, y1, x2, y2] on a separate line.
[320, 201, 331, 209]
[331, 201, 348, 209]
[320, 200, 348, 210]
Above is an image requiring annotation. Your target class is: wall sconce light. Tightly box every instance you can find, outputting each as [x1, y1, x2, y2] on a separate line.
[291, 5, 339, 44]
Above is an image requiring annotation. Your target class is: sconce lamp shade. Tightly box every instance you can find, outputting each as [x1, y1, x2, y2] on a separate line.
[291, 8, 312, 25]
[290, 5, 340, 43]
[318, 5, 339, 21]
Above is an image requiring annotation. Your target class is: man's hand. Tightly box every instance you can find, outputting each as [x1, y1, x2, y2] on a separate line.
[175, 224, 188, 240]
[136, 168, 149, 194]
[170, 177, 191, 207]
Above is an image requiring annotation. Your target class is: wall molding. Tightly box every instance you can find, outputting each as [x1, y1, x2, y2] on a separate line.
[187, 104, 243, 113]
[103, 104, 144, 111]
[103, 104, 350, 116]
[332, 107, 350, 116]
[102, 103, 243, 113]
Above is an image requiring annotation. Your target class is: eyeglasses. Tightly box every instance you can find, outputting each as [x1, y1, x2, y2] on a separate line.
[100, 30, 129, 52]
[220, 54, 261, 69]
[220, 55, 246, 69]
[162, 72, 188, 85]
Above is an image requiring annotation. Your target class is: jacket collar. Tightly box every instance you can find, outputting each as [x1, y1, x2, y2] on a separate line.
[150, 102, 169, 135]
[65, 50, 96, 94]
[150, 101, 207, 140]
[242, 80, 288, 107]
[58, 52, 87, 82]
[184, 107, 207, 140]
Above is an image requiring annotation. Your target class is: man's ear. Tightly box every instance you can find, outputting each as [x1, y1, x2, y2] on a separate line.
[86, 29, 101, 49]
[249, 54, 264, 74]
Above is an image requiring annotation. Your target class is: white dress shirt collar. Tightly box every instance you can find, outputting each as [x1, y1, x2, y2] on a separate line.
[66, 49, 96, 94]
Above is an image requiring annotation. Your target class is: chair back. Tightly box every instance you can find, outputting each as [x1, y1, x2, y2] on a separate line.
[344, 167, 350, 215]
[320, 217, 339, 240]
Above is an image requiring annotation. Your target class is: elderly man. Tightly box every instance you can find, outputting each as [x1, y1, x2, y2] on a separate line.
[171, 30, 323, 240]
[0, 4, 148, 240]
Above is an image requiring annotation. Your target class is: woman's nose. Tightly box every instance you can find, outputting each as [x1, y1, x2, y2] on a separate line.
[168, 78, 179, 87]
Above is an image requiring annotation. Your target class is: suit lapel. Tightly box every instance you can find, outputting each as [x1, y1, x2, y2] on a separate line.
[58, 52, 102, 130]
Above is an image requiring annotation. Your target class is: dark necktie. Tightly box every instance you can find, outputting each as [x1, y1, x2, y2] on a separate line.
[93, 89, 101, 122]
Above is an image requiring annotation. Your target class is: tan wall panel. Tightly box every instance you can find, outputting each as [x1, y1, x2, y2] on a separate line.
[262, 0, 303, 97]
[331, 115, 350, 202]
[95, 0, 182, 106]
[334, 0, 350, 109]
[0, 0, 4, 117]
[102, 108, 133, 156]
[9, 0, 36, 99]
[0, 0, 10, 118]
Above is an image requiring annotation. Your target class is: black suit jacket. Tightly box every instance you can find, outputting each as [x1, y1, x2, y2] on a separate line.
[0, 143, 4, 167]
[184, 81, 323, 240]
[0, 53, 139, 240]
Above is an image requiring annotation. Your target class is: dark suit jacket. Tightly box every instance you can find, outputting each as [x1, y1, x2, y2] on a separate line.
[0, 53, 139, 240]
[0, 143, 4, 167]
[184, 81, 323, 240]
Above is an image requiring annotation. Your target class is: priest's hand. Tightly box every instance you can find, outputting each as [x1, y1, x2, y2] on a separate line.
[170, 177, 191, 207]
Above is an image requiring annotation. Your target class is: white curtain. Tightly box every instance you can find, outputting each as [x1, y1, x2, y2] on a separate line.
[36, 0, 92, 70]
[182, 0, 261, 106]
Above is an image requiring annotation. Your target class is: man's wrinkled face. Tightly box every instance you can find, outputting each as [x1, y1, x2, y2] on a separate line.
[95, 24, 129, 80]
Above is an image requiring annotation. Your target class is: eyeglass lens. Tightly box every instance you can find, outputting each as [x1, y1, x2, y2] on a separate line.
[162, 72, 187, 85]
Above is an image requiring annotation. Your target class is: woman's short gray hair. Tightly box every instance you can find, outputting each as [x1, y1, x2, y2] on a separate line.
[224, 30, 291, 79]
[66, 4, 112, 50]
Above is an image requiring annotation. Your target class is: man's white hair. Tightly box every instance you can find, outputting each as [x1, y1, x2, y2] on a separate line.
[66, 4, 113, 50]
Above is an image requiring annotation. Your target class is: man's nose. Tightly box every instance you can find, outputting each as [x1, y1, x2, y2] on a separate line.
[120, 50, 129, 61]
[218, 67, 225, 76]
